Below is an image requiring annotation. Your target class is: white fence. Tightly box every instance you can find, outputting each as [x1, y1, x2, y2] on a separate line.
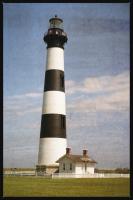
[4, 171, 130, 178]
[51, 173, 130, 178]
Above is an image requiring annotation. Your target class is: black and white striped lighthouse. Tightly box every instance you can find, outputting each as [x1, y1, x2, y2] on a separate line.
[37, 16, 68, 174]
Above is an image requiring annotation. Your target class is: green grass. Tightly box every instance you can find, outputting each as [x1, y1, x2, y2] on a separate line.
[4, 176, 130, 197]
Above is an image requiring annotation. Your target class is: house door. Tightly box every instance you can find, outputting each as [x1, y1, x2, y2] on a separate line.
[82, 162, 87, 174]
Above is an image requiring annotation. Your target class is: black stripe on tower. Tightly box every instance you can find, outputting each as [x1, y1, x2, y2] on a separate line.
[40, 114, 66, 138]
[44, 70, 65, 92]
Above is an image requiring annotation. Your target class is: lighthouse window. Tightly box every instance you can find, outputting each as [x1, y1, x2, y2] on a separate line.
[61, 116, 65, 129]
[60, 74, 64, 88]
[48, 30, 52, 34]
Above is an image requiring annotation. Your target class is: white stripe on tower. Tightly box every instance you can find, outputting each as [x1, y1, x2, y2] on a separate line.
[42, 91, 66, 115]
[46, 47, 64, 71]
[38, 138, 67, 166]
[38, 15, 68, 166]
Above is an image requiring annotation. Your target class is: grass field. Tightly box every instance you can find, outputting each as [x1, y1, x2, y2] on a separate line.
[4, 176, 130, 197]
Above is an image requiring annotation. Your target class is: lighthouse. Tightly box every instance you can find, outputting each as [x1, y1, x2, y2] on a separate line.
[36, 16, 68, 174]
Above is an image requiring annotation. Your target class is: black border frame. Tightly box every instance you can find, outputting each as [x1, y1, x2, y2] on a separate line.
[1, 0, 132, 199]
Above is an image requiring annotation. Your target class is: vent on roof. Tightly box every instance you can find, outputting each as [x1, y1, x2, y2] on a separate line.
[66, 147, 71, 156]
[83, 149, 88, 157]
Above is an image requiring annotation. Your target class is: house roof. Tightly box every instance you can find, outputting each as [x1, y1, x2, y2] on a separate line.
[56, 154, 97, 164]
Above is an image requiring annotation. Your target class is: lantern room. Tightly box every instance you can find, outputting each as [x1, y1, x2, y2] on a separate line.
[44, 15, 67, 49]
[49, 15, 64, 30]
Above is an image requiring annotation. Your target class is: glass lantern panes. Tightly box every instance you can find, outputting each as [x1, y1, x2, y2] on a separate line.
[49, 18, 64, 29]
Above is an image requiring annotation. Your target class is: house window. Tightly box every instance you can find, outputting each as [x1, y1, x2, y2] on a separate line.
[85, 162, 87, 172]
[70, 163, 72, 170]
[63, 163, 65, 170]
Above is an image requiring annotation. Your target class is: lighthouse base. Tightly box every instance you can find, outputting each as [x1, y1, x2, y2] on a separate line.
[36, 164, 59, 175]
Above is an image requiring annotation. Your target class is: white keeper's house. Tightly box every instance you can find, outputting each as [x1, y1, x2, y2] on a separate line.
[56, 148, 97, 174]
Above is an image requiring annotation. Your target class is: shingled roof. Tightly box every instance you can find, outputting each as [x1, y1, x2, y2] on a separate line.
[56, 154, 97, 163]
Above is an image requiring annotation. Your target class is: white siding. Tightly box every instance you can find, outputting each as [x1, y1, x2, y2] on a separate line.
[86, 163, 95, 174]
[58, 158, 95, 174]
[86, 167, 94, 174]
[75, 163, 83, 174]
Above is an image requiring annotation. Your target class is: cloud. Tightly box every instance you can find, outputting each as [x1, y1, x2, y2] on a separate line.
[15, 107, 42, 116]
[26, 122, 40, 129]
[66, 71, 129, 112]
[70, 18, 129, 35]
[66, 71, 129, 94]
[8, 92, 42, 99]
[4, 91, 43, 117]
[4, 71, 129, 123]
[73, 90, 129, 112]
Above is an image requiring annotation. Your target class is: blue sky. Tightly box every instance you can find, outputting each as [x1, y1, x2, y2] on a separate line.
[4, 3, 129, 168]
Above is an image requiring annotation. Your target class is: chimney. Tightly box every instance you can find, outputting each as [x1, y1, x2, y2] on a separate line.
[66, 147, 71, 156]
[83, 149, 88, 157]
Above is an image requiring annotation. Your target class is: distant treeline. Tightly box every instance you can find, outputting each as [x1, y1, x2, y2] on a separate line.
[95, 168, 130, 174]
[4, 167, 130, 174]
[4, 168, 35, 171]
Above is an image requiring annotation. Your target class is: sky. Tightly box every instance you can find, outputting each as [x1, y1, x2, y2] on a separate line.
[4, 3, 130, 169]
